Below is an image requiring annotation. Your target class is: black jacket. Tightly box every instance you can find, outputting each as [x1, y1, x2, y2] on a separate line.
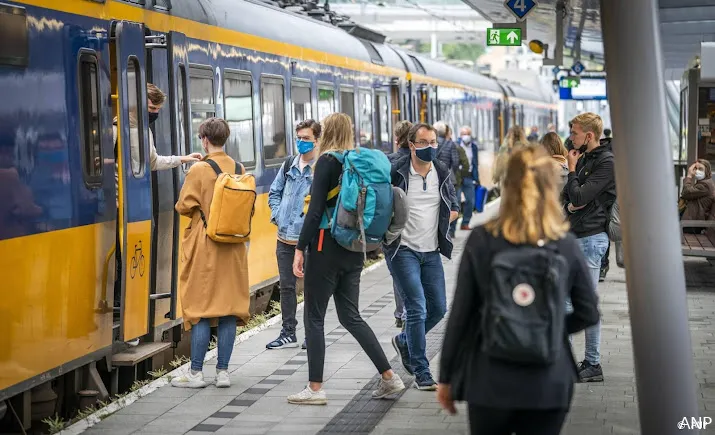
[384, 154, 459, 259]
[439, 227, 600, 409]
[562, 144, 616, 238]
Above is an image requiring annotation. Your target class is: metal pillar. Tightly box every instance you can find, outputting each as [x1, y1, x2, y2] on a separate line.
[599, 1, 700, 433]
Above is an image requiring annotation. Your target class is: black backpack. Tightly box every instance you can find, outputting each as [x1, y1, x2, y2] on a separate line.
[481, 241, 569, 365]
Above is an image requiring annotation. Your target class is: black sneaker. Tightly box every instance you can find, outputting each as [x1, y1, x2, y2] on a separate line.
[599, 265, 609, 282]
[391, 335, 413, 375]
[301, 339, 307, 350]
[413, 373, 437, 391]
[577, 360, 604, 382]
[395, 318, 404, 329]
[266, 334, 299, 349]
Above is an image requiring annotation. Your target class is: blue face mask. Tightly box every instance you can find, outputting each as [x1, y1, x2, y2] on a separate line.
[413, 144, 437, 163]
[296, 139, 315, 155]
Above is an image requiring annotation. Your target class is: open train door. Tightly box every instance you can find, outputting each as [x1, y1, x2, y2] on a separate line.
[113, 20, 153, 343]
[166, 31, 192, 322]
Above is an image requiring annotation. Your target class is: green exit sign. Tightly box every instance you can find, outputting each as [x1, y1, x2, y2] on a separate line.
[560, 77, 581, 88]
[486, 28, 522, 47]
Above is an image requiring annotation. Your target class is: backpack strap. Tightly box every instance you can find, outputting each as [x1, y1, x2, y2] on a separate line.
[282, 156, 294, 178]
[206, 159, 222, 176]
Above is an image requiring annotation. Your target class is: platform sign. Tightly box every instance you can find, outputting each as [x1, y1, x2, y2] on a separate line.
[487, 28, 522, 47]
[552, 66, 561, 76]
[504, 0, 538, 22]
[571, 60, 586, 75]
[559, 77, 607, 100]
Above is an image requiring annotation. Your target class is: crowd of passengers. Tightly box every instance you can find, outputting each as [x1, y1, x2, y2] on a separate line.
[126, 83, 617, 435]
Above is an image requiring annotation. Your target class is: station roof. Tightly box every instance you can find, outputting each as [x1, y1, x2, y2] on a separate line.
[460, 0, 715, 79]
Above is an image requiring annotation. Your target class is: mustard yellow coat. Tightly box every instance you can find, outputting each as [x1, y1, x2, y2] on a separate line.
[175, 151, 250, 330]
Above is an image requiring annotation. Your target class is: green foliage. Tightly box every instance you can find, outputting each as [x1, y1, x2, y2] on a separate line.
[41, 414, 66, 434]
[442, 43, 485, 61]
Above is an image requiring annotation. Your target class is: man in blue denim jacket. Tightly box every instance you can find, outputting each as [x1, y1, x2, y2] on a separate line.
[266, 119, 320, 350]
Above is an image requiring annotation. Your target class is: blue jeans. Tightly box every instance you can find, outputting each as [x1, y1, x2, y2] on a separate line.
[576, 232, 609, 365]
[391, 247, 447, 377]
[190, 316, 237, 371]
[385, 251, 406, 321]
[458, 177, 476, 227]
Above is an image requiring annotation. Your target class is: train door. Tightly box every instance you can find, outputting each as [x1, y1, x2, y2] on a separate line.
[166, 32, 192, 324]
[112, 21, 153, 342]
[390, 82, 401, 135]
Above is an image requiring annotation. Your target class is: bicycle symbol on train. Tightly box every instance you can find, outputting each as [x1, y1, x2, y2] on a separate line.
[130, 240, 146, 279]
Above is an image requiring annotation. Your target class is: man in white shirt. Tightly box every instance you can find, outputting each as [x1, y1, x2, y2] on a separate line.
[384, 123, 459, 391]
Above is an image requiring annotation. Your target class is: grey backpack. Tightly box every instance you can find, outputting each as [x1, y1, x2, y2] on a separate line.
[481, 241, 569, 365]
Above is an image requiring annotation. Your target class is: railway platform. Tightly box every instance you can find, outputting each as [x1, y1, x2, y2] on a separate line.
[70, 230, 715, 435]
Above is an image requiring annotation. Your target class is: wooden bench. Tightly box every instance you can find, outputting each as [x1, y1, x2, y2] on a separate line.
[680, 220, 715, 259]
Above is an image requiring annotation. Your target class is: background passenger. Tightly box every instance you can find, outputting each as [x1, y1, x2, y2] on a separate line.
[680, 159, 715, 233]
[438, 145, 599, 435]
[493, 126, 529, 188]
[288, 113, 404, 405]
[171, 118, 250, 389]
[457, 126, 480, 230]
[266, 120, 320, 350]
[540, 132, 569, 191]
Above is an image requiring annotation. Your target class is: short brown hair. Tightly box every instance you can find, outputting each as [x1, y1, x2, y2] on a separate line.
[147, 83, 166, 106]
[394, 120, 412, 149]
[408, 123, 437, 144]
[198, 118, 231, 147]
[296, 119, 321, 139]
[571, 112, 603, 139]
[540, 132, 567, 157]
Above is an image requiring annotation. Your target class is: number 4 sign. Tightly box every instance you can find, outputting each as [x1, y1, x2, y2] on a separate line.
[504, 0, 538, 22]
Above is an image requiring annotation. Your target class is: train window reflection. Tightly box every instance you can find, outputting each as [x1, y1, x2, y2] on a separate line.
[359, 90, 373, 148]
[318, 87, 334, 122]
[78, 50, 102, 186]
[261, 76, 287, 164]
[224, 73, 255, 168]
[126, 57, 145, 178]
[291, 82, 312, 125]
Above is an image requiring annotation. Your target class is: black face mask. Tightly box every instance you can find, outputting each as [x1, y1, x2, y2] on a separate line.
[565, 138, 574, 151]
[148, 112, 159, 125]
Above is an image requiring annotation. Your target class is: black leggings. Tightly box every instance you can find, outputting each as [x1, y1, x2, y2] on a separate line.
[468, 406, 568, 435]
[303, 233, 391, 382]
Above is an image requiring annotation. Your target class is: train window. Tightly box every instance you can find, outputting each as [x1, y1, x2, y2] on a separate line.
[291, 81, 312, 124]
[340, 90, 355, 126]
[189, 66, 216, 155]
[126, 57, 145, 177]
[408, 55, 426, 75]
[0, 3, 28, 67]
[177, 65, 190, 156]
[261, 76, 287, 164]
[375, 91, 389, 151]
[359, 90, 373, 148]
[224, 72, 256, 168]
[318, 87, 334, 121]
[78, 51, 102, 186]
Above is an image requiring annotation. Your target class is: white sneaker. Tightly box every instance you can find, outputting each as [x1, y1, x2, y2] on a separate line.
[171, 370, 207, 389]
[372, 373, 405, 399]
[126, 339, 140, 347]
[287, 385, 327, 405]
[216, 370, 230, 388]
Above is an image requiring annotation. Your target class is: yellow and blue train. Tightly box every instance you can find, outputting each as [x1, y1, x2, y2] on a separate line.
[0, 0, 557, 427]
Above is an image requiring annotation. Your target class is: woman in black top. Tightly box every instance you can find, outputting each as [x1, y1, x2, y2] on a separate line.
[287, 113, 405, 405]
[437, 145, 600, 434]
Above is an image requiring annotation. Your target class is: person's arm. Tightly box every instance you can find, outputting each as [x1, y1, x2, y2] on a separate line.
[296, 155, 338, 251]
[439, 230, 482, 384]
[447, 176, 459, 212]
[175, 164, 204, 217]
[565, 155, 614, 207]
[150, 135, 182, 171]
[268, 163, 287, 224]
[681, 176, 712, 200]
[565, 238, 601, 334]
[472, 144, 480, 183]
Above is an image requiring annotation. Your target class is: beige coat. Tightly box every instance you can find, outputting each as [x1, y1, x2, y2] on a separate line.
[175, 151, 250, 330]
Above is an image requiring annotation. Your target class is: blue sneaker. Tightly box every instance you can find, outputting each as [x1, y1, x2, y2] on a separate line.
[391, 335, 413, 375]
[266, 333, 299, 349]
[413, 373, 437, 391]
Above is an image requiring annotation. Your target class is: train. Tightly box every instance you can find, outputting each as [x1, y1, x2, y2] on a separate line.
[0, 0, 557, 429]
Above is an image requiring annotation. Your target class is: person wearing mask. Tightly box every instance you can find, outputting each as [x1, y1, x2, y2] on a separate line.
[680, 159, 715, 233]
[288, 113, 405, 405]
[387, 123, 459, 391]
[266, 120, 321, 350]
[456, 126, 480, 231]
[562, 112, 615, 383]
[386, 120, 413, 328]
[540, 132, 569, 192]
[437, 145, 600, 435]
[171, 118, 250, 389]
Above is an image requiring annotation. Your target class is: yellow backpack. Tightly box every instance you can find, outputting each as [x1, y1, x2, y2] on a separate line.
[199, 159, 256, 243]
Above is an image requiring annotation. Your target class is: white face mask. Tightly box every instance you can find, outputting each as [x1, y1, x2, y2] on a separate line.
[695, 170, 706, 181]
[461, 135, 471, 144]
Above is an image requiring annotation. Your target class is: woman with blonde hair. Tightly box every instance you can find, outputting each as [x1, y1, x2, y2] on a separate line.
[540, 132, 569, 190]
[437, 145, 599, 434]
[288, 113, 405, 405]
[492, 126, 529, 187]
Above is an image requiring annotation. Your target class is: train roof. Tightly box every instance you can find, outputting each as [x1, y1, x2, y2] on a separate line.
[407, 52, 504, 94]
[498, 80, 550, 103]
[171, 0, 375, 65]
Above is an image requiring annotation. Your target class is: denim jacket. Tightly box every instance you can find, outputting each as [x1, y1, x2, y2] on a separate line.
[268, 156, 314, 243]
[384, 154, 459, 259]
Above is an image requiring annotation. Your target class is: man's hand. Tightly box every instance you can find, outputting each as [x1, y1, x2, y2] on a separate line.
[180, 153, 202, 164]
[567, 149, 580, 172]
[293, 249, 305, 278]
[567, 203, 586, 213]
[437, 384, 456, 415]
[449, 210, 459, 223]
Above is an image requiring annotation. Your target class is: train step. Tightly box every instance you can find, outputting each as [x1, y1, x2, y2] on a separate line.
[112, 342, 171, 367]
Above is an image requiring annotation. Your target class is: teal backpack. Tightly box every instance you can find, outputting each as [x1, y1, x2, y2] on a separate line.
[319, 148, 394, 257]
